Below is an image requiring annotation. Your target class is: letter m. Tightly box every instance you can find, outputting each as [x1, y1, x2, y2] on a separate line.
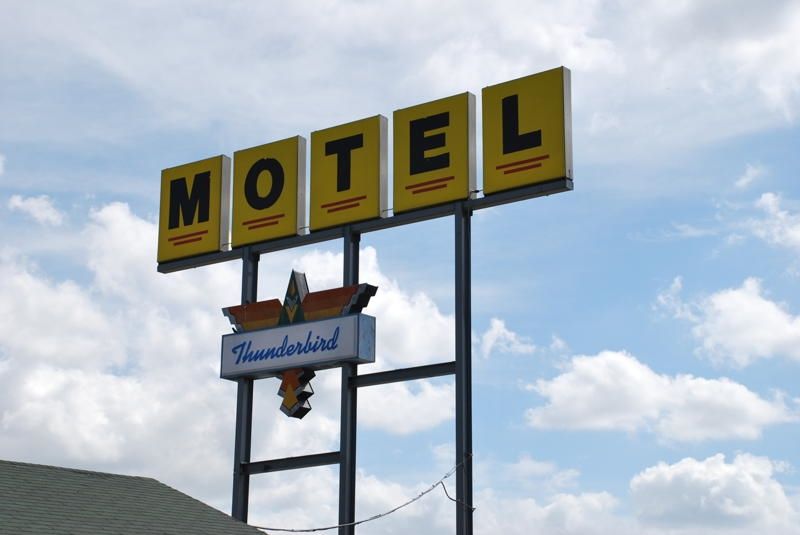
[168, 172, 211, 229]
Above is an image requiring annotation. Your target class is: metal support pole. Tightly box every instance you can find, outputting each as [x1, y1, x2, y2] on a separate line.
[339, 227, 360, 535]
[232, 247, 259, 521]
[454, 205, 473, 535]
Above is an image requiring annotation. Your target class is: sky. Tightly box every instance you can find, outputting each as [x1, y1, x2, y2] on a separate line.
[2, 1, 800, 533]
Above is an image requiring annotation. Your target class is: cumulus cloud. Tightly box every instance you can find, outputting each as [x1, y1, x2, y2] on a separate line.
[0, 253, 124, 371]
[2, 1, 799, 173]
[672, 222, 718, 238]
[245, 450, 800, 535]
[248, 465, 625, 535]
[0, 205, 251, 501]
[470, 449, 583, 496]
[0, 201, 473, 515]
[723, 4, 800, 121]
[654, 276, 698, 322]
[478, 318, 536, 358]
[658, 276, 800, 366]
[251, 452, 800, 535]
[631, 453, 798, 532]
[525, 350, 793, 442]
[245, 464, 453, 534]
[548, 335, 568, 354]
[249, 463, 627, 535]
[506, 454, 559, 479]
[735, 163, 766, 189]
[496, 454, 580, 492]
[7, 194, 65, 226]
[246, 456, 462, 534]
[2, 201, 658, 534]
[359, 381, 455, 435]
[475, 489, 630, 535]
[748, 192, 800, 253]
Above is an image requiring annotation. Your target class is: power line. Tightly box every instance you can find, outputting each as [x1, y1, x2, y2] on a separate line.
[251, 456, 474, 534]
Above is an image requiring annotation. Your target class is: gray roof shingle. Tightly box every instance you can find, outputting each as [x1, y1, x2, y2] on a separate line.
[0, 459, 265, 535]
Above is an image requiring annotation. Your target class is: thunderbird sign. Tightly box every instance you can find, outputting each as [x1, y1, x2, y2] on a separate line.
[221, 271, 377, 418]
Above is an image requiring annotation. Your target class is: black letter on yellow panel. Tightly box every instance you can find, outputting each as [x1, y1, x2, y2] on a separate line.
[409, 112, 450, 175]
[502, 94, 541, 154]
[168, 172, 210, 229]
[325, 134, 364, 192]
[245, 158, 284, 210]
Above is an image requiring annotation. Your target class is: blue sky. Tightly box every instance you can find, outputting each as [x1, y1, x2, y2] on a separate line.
[2, 2, 800, 534]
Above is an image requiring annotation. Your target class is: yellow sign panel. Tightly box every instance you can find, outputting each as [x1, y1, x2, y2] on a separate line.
[157, 155, 230, 263]
[309, 115, 387, 231]
[482, 67, 572, 195]
[393, 93, 475, 214]
[232, 136, 306, 247]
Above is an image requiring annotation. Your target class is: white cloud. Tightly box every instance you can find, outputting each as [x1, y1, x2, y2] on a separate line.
[0, 200, 472, 513]
[10, 227, 797, 535]
[549, 335, 568, 354]
[634, 223, 720, 243]
[0, 207, 251, 500]
[507, 454, 558, 478]
[0, 153, 5, 175]
[748, 192, 800, 253]
[247, 463, 455, 535]
[500, 454, 580, 491]
[723, 5, 800, 121]
[359, 381, 455, 435]
[356, 471, 452, 534]
[0, 252, 124, 371]
[1, 201, 662, 533]
[659, 276, 800, 366]
[478, 318, 536, 358]
[246, 467, 339, 531]
[694, 278, 800, 366]
[631, 453, 798, 532]
[2, 1, 799, 177]
[654, 276, 697, 321]
[477, 452, 579, 490]
[7, 194, 65, 226]
[429, 442, 456, 472]
[735, 163, 766, 189]
[475, 489, 630, 535]
[249, 466, 629, 535]
[668, 222, 718, 239]
[250, 451, 800, 535]
[525, 351, 793, 441]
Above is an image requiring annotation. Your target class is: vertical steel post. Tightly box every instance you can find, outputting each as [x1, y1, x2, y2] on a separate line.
[454, 205, 473, 535]
[339, 227, 360, 535]
[232, 247, 259, 521]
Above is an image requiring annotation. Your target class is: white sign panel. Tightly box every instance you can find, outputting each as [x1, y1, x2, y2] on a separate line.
[220, 314, 375, 379]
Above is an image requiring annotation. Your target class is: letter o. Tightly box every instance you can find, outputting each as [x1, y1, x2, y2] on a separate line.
[245, 158, 284, 210]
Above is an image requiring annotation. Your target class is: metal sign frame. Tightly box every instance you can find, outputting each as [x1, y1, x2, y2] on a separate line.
[158, 177, 573, 535]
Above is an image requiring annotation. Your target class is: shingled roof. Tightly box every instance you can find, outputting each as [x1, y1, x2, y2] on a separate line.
[0, 459, 265, 535]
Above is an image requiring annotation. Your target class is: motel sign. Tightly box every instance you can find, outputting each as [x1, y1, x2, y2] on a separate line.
[157, 66, 573, 535]
[158, 67, 571, 262]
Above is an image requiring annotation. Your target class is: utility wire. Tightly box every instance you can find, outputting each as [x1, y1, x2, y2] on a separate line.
[252, 456, 474, 534]
[437, 480, 475, 512]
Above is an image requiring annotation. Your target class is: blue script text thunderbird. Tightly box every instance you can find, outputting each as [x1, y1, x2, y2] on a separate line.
[232, 327, 340, 365]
